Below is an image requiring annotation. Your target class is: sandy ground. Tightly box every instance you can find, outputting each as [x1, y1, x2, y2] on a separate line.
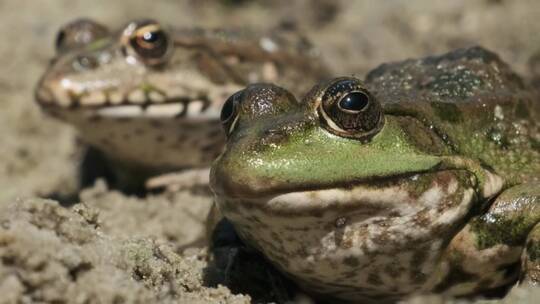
[1, 0, 539, 303]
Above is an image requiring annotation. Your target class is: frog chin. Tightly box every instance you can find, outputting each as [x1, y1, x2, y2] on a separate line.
[218, 170, 478, 300]
[42, 100, 225, 170]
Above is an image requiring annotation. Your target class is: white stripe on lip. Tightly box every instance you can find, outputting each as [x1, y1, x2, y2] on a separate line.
[97, 105, 143, 117]
[145, 103, 185, 117]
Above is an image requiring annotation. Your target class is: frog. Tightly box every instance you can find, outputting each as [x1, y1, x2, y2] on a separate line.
[35, 18, 329, 192]
[209, 46, 540, 303]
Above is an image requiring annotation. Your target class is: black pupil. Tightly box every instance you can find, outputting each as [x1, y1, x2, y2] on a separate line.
[221, 96, 235, 122]
[143, 31, 160, 43]
[339, 92, 369, 112]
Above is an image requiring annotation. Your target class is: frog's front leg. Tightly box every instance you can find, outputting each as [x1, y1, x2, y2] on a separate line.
[484, 183, 540, 285]
[443, 183, 540, 294]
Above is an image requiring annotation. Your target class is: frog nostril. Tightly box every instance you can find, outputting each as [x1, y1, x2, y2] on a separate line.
[73, 55, 98, 70]
[261, 129, 287, 146]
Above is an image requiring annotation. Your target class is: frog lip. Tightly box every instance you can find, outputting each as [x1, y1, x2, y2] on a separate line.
[210, 145, 443, 200]
[36, 89, 218, 119]
[35, 74, 217, 118]
[216, 172, 450, 217]
[210, 166, 436, 201]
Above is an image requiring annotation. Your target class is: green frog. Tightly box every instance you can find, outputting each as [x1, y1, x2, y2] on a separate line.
[210, 47, 540, 303]
[35, 18, 328, 191]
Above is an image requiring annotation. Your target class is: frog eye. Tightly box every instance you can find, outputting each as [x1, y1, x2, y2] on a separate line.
[318, 78, 384, 139]
[338, 92, 370, 112]
[220, 91, 243, 135]
[126, 21, 172, 66]
[55, 18, 109, 54]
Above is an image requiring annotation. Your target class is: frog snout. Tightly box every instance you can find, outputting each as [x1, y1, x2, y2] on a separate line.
[210, 147, 283, 200]
[35, 80, 55, 105]
[211, 155, 264, 200]
[35, 72, 72, 108]
[35, 71, 62, 106]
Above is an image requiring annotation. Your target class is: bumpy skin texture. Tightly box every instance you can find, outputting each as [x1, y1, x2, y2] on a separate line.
[210, 47, 540, 303]
[35, 18, 329, 187]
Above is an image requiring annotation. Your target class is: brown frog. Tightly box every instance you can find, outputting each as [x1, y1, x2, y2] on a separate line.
[35, 18, 329, 191]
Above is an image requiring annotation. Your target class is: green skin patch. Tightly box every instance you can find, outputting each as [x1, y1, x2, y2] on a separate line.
[253, 118, 438, 182]
[471, 214, 533, 249]
[527, 241, 540, 261]
[86, 38, 112, 52]
[469, 185, 540, 250]
[217, 116, 449, 197]
[430, 102, 464, 123]
[216, 108, 502, 200]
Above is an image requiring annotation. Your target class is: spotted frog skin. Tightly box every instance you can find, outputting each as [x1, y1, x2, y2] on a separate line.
[210, 47, 540, 303]
[35, 18, 328, 189]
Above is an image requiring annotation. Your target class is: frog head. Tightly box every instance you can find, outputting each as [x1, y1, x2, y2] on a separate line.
[34, 19, 246, 171]
[211, 77, 452, 199]
[36, 18, 240, 121]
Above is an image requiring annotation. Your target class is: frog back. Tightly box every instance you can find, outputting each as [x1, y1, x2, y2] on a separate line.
[365, 46, 539, 183]
[171, 26, 330, 96]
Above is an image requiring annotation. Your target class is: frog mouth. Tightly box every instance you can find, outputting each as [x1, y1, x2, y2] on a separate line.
[91, 98, 216, 119]
[210, 148, 446, 201]
[212, 169, 436, 202]
[215, 169, 477, 218]
[212, 155, 503, 207]
[36, 87, 218, 119]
